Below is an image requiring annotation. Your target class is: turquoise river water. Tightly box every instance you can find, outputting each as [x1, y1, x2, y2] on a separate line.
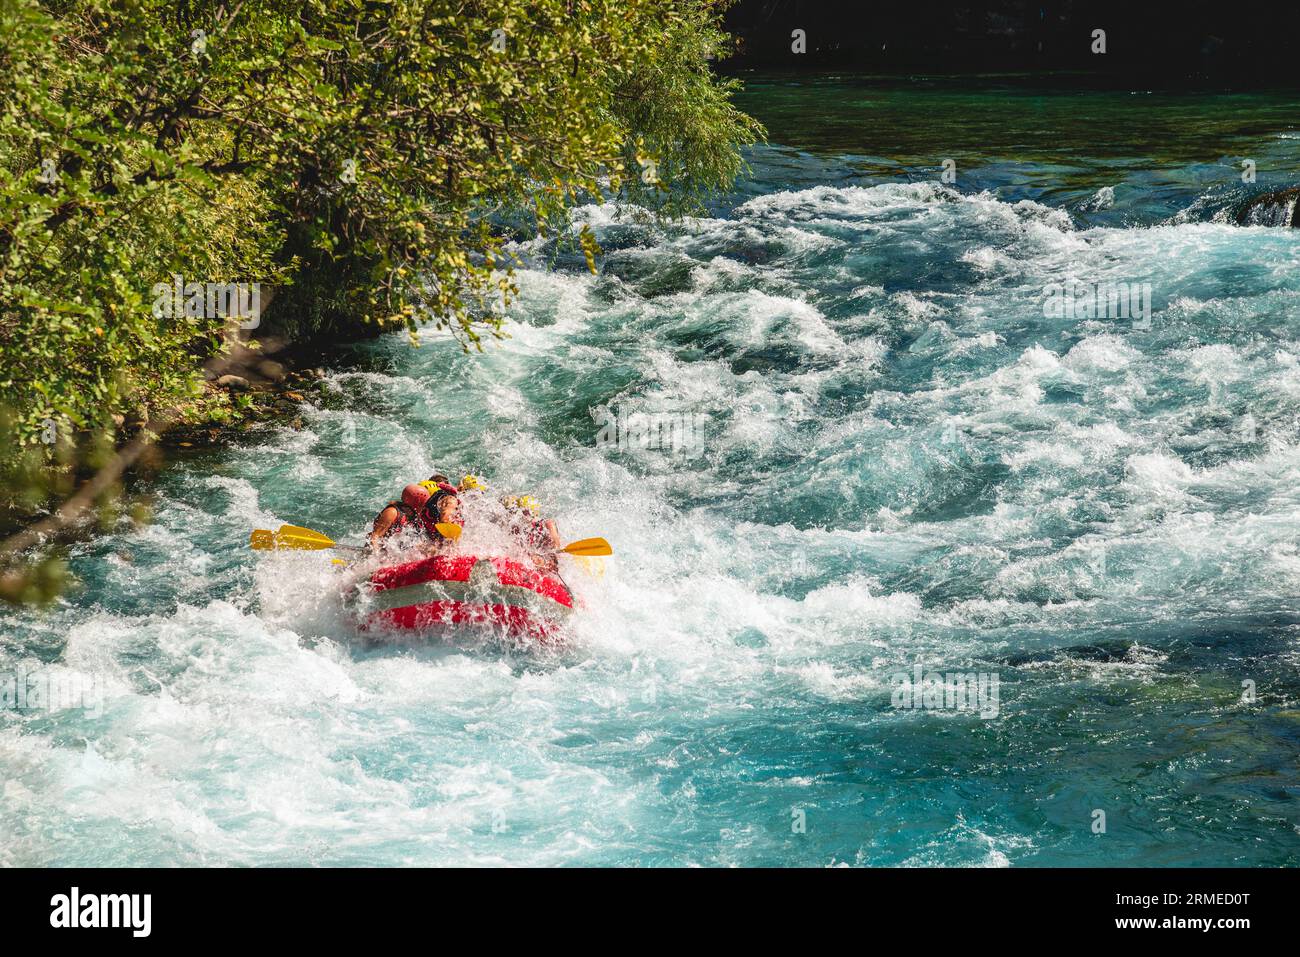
[3, 77, 1300, 866]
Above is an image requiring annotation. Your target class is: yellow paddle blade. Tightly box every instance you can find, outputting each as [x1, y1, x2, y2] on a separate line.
[278, 524, 335, 545]
[248, 525, 337, 551]
[573, 556, 606, 578]
[435, 522, 463, 540]
[274, 525, 337, 550]
[559, 537, 612, 557]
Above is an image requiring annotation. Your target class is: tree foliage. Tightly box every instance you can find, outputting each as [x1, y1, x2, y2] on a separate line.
[0, 0, 761, 533]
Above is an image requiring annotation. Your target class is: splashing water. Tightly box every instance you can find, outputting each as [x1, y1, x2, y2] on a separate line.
[5, 85, 1300, 866]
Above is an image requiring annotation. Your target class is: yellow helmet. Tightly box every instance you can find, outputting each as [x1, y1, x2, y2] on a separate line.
[502, 494, 540, 513]
[417, 480, 440, 494]
[459, 474, 486, 492]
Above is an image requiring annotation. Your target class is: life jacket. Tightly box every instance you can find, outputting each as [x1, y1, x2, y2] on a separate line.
[373, 476, 465, 550]
[503, 510, 550, 553]
[522, 517, 551, 551]
[380, 480, 462, 540]
[374, 500, 430, 540]
[524, 518, 559, 574]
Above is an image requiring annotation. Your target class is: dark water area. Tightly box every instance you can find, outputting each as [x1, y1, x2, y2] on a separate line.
[731, 74, 1300, 223]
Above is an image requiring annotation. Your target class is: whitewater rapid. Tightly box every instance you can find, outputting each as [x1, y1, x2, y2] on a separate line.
[3, 149, 1300, 866]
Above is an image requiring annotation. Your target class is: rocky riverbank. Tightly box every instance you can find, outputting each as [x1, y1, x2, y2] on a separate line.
[161, 361, 332, 451]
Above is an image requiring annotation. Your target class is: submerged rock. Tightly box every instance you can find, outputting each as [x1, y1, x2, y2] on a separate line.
[1002, 639, 1135, 667]
[215, 373, 251, 390]
[1234, 187, 1300, 227]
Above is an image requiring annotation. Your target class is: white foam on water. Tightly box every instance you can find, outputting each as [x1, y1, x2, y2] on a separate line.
[6, 176, 1300, 866]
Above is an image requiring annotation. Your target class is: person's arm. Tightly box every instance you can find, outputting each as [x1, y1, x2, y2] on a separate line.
[528, 519, 562, 573]
[369, 506, 398, 548]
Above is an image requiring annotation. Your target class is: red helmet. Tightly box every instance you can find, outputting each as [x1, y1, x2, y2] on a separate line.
[401, 483, 433, 510]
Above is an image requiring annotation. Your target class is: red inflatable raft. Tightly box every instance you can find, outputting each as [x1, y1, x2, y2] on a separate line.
[350, 554, 574, 642]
